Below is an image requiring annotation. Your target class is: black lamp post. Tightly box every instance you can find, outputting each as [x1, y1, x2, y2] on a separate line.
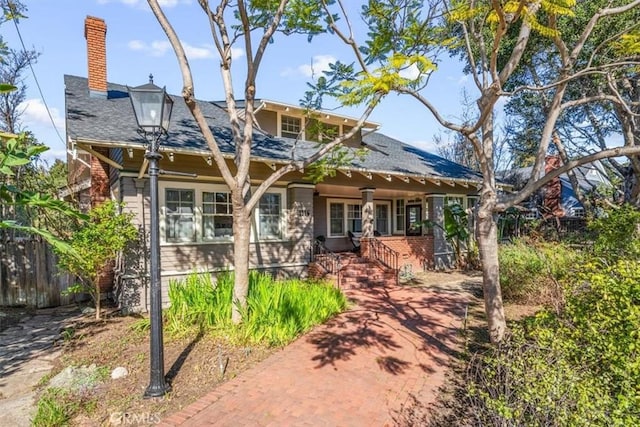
[128, 75, 173, 398]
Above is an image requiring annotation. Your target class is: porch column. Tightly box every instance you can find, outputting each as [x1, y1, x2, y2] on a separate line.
[426, 194, 453, 268]
[133, 178, 149, 311]
[287, 183, 315, 263]
[360, 187, 375, 237]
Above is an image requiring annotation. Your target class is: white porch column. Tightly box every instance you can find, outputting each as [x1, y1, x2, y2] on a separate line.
[361, 187, 375, 238]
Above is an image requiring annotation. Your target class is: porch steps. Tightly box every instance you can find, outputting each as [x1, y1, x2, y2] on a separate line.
[338, 256, 396, 289]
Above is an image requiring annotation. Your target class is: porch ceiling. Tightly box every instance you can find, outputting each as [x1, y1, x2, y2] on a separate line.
[315, 183, 430, 199]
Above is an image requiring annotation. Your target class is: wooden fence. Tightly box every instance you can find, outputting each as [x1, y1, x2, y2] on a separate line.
[0, 238, 75, 308]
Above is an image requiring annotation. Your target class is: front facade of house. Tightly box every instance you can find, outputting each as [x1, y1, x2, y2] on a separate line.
[67, 17, 484, 310]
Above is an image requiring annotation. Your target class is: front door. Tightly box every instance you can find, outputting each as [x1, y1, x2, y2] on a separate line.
[406, 205, 422, 236]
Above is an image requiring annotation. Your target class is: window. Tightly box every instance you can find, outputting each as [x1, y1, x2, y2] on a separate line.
[375, 204, 389, 235]
[259, 193, 282, 239]
[395, 199, 405, 233]
[162, 183, 286, 244]
[445, 195, 464, 207]
[281, 115, 301, 139]
[166, 189, 195, 242]
[347, 204, 362, 233]
[202, 192, 233, 239]
[328, 200, 391, 237]
[467, 197, 478, 211]
[329, 203, 344, 235]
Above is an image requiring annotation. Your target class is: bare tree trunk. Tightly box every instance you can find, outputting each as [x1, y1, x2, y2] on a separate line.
[231, 204, 251, 324]
[477, 189, 506, 343]
[475, 100, 507, 343]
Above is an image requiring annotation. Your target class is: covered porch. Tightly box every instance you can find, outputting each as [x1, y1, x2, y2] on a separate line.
[310, 181, 469, 273]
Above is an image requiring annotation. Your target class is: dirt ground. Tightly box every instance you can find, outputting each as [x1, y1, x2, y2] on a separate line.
[47, 312, 275, 425]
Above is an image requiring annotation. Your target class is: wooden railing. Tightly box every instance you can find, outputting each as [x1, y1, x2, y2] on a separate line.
[367, 238, 399, 285]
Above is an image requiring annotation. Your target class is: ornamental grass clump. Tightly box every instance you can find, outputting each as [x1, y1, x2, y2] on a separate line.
[165, 271, 346, 345]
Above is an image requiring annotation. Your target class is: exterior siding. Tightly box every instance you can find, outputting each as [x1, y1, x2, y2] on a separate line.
[117, 175, 314, 311]
[256, 110, 277, 136]
[342, 125, 362, 147]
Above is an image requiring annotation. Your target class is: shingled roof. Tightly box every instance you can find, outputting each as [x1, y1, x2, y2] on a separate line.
[65, 74, 482, 183]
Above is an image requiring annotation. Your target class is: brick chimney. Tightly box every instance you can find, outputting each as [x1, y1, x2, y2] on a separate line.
[84, 16, 107, 98]
[82, 16, 114, 294]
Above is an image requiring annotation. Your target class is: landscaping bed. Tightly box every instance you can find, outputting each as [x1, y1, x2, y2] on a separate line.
[32, 272, 347, 425]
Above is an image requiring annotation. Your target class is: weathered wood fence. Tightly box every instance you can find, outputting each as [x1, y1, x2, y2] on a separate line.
[0, 238, 75, 308]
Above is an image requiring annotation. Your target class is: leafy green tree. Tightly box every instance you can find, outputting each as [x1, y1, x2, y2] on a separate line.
[499, 0, 640, 207]
[0, 0, 84, 255]
[147, 0, 380, 323]
[57, 201, 137, 320]
[320, 0, 640, 343]
[0, 134, 82, 253]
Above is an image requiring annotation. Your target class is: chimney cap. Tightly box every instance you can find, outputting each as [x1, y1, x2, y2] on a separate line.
[84, 15, 106, 37]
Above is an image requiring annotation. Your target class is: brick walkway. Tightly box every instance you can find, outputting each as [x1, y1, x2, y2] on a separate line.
[160, 281, 471, 427]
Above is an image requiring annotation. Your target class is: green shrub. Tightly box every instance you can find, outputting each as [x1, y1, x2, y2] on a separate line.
[499, 239, 581, 303]
[165, 271, 347, 346]
[463, 331, 614, 427]
[461, 260, 640, 426]
[530, 260, 640, 420]
[589, 203, 640, 262]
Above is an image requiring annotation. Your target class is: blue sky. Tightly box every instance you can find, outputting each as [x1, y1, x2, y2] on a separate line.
[4, 0, 475, 164]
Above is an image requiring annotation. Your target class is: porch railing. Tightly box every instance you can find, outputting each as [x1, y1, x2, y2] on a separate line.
[367, 238, 399, 285]
[311, 240, 341, 277]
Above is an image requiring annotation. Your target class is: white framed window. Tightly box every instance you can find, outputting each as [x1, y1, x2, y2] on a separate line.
[165, 189, 195, 242]
[259, 193, 282, 239]
[347, 204, 362, 233]
[160, 182, 286, 244]
[327, 199, 391, 237]
[202, 191, 233, 240]
[394, 199, 405, 233]
[329, 202, 344, 236]
[375, 203, 390, 235]
[467, 196, 479, 212]
[281, 115, 301, 139]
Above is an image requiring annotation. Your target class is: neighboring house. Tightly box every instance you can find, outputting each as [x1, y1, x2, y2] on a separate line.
[500, 158, 617, 218]
[67, 17, 485, 310]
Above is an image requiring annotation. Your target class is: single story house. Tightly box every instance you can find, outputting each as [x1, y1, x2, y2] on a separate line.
[67, 17, 485, 310]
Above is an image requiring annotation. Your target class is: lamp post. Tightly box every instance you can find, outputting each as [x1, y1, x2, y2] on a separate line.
[128, 75, 173, 398]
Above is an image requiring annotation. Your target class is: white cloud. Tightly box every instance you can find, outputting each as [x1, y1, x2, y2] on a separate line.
[281, 54, 336, 79]
[19, 99, 63, 130]
[128, 39, 215, 60]
[97, 0, 190, 8]
[230, 47, 245, 60]
[182, 42, 214, 59]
